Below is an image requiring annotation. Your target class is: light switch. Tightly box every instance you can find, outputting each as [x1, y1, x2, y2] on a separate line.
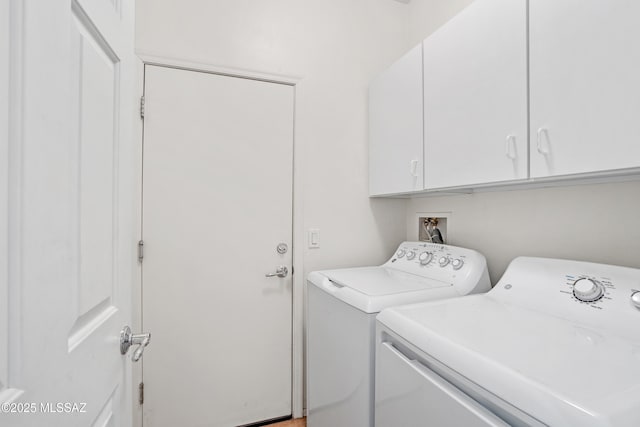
[308, 229, 320, 248]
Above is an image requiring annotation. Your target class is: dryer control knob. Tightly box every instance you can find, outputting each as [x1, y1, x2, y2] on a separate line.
[451, 259, 464, 270]
[396, 249, 406, 258]
[573, 278, 604, 302]
[631, 291, 640, 309]
[438, 256, 449, 267]
[419, 252, 432, 265]
[406, 251, 416, 260]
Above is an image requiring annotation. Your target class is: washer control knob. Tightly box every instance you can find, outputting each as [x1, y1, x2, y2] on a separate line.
[573, 278, 604, 302]
[438, 256, 449, 267]
[396, 249, 406, 258]
[419, 252, 433, 265]
[451, 259, 464, 270]
[631, 291, 640, 309]
[406, 251, 416, 260]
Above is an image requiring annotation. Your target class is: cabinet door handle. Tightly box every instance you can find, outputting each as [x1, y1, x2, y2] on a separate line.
[409, 159, 419, 177]
[505, 135, 517, 159]
[536, 128, 550, 155]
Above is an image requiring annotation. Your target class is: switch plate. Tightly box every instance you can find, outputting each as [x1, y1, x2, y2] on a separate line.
[308, 229, 320, 248]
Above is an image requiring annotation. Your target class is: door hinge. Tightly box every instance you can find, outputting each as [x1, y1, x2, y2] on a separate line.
[139, 95, 145, 119]
[138, 240, 144, 262]
[138, 382, 144, 405]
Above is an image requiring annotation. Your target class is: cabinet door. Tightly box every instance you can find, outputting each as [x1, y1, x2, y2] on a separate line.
[423, 0, 528, 189]
[530, 0, 640, 178]
[369, 44, 423, 196]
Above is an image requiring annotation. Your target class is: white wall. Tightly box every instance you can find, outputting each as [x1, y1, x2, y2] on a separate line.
[407, 0, 475, 46]
[136, 0, 413, 273]
[407, 181, 640, 284]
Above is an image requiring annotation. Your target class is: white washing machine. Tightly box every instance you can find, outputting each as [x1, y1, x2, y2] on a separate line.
[376, 257, 640, 427]
[306, 241, 491, 427]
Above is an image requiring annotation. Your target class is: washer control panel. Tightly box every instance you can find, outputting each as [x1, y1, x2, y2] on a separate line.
[418, 251, 432, 265]
[392, 242, 470, 272]
[385, 242, 490, 296]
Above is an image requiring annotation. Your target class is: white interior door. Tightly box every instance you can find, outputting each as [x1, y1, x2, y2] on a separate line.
[141, 65, 294, 427]
[1, 0, 136, 426]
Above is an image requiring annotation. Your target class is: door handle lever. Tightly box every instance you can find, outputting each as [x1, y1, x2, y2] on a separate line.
[120, 326, 151, 362]
[265, 266, 288, 278]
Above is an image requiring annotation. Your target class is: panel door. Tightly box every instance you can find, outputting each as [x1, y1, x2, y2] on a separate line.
[423, 0, 528, 189]
[1, 0, 137, 426]
[369, 44, 424, 196]
[141, 65, 294, 427]
[529, 0, 640, 178]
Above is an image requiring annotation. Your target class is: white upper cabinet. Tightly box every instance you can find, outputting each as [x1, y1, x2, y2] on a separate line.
[423, 0, 528, 189]
[369, 44, 424, 196]
[530, 0, 640, 178]
[369, 0, 640, 196]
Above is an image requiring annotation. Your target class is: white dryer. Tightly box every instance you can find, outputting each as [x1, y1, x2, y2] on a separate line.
[376, 257, 640, 427]
[306, 241, 490, 427]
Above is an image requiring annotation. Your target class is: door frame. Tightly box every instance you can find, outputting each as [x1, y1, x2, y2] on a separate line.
[132, 52, 305, 422]
[0, 0, 18, 405]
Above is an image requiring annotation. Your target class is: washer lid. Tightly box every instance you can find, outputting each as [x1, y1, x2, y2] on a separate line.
[378, 295, 640, 427]
[307, 266, 453, 313]
[319, 266, 450, 295]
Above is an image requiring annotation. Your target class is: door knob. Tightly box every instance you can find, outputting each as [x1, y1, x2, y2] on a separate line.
[120, 326, 151, 362]
[265, 266, 288, 278]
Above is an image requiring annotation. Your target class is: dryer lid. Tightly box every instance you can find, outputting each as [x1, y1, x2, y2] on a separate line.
[378, 295, 640, 427]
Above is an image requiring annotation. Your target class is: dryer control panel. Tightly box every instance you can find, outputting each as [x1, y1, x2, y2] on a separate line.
[491, 257, 640, 339]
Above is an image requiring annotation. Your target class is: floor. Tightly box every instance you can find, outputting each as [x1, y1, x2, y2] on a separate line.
[268, 418, 306, 427]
